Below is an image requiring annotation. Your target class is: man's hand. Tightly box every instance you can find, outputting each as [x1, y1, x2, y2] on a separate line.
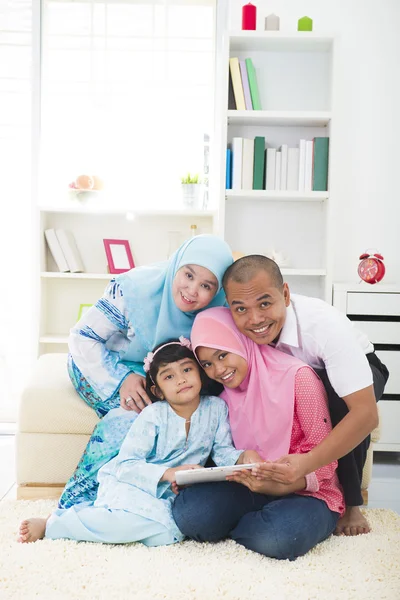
[119, 373, 152, 412]
[251, 453, 313, 484]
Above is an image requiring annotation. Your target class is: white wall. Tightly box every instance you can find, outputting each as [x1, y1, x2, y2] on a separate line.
[225, 0, 400, 284]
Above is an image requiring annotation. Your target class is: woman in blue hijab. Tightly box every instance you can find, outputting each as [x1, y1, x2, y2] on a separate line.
[59, 235, 233, 508]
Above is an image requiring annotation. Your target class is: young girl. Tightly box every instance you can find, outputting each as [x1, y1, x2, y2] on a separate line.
[19, 338, 261, 546]
[173, 307, 345, 561]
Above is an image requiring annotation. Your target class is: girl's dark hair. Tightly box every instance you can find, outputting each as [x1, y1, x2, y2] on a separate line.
[145, 339, 223, 402]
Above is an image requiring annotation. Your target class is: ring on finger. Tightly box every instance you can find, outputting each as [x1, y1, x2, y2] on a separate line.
[126, 396, 134, 405]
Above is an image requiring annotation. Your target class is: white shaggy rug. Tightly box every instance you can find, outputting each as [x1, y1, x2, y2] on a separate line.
[1, 501, 399, 600]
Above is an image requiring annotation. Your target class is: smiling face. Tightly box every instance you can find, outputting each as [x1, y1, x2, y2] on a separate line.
[196, 346, 248, 389]
[225, 271, 290, 345]
[172, 264, 218, 312]
[153, 357, 202, 407]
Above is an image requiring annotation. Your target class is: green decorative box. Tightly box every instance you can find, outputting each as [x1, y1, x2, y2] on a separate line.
[298, 16, 313, 31]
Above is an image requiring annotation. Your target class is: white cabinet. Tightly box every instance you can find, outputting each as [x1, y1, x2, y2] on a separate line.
[212, 32, 336, 301]
[333, 283, 400, 452]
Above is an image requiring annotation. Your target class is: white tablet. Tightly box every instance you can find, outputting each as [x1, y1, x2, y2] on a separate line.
[175, 463, 258, 486]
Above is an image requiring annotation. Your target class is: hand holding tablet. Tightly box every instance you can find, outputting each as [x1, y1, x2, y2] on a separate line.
[175, 463, 260, 486]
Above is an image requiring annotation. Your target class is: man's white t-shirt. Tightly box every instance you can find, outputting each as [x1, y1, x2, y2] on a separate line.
[273, 294, 374, 398]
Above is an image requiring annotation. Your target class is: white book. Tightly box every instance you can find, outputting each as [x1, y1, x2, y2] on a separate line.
[279, 144, 288, 191]
[55, 229, 85, 273]
[232, 137, 243, 190]
[298, 139, 306, 192]
[304, 140, 314, 191]
[275, 151, 281, 191]
[242, 138, 254, 190]
[265, 148, 276, 190]
[44, 229, 69, 272]
[287, 148, 300, 191]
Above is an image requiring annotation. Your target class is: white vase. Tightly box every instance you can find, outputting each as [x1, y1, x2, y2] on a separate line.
[181, 183, 201, 209]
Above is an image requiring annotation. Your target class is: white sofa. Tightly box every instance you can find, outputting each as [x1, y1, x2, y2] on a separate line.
[16, 353, 379, 502]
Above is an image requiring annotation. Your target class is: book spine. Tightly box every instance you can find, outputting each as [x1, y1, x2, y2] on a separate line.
[275, 151, 281, 191]
[242, 138, 255, 190]
[304, 140, 314, 192]
[229, 58, 246, 111]
[265, 148, 276, 190]
[312, 137, 330, 191]
[44, 229, 70, 272]
[232, 137, 243, 190]
[225, 148, 232, 189]
[55, 229, 85, 273]
[239, 59, 253, 110]
[253, 136, 265, 190]
[280, 144, 288, 191]
[298, 139, 306, 192]
[245, 58, 262, 110]
[287, 147, 300, 191]
[228, 70, 237, 110]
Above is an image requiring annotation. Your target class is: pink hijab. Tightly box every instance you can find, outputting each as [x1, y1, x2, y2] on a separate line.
[191, 306, 312, 460]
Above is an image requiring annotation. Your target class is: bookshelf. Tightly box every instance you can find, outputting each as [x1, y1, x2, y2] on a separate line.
[212, 31, 335, 301]
[37, 205, 216, 356]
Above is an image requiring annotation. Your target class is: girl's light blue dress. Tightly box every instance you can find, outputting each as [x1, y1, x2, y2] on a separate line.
[46, 396, 242, 546]
[59, 235, 233, 509]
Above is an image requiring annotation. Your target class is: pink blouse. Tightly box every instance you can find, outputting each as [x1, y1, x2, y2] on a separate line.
[291, 367, 345, 516]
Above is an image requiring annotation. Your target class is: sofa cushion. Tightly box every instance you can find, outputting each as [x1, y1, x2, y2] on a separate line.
[18, 353, 99, 435]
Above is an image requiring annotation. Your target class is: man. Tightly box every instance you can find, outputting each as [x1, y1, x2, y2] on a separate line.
[223, 255, 389, 536]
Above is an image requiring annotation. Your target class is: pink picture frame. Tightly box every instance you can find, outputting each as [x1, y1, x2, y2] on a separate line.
[103, 239, 135, 274]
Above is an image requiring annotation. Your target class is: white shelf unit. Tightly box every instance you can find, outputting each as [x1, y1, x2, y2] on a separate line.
[213, 32, 335, 301]
[38, 206, 216, 356]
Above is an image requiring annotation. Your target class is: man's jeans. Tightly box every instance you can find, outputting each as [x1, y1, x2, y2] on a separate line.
[173, 481, 339, 561]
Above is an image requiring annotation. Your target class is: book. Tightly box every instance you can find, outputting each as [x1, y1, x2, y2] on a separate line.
[232, 137, 243, 189]
[44, 229, 69, 272]
[275, 151, 281, 191]
[229, 58, 246, 111]
[298, 139, 306, 192]
[245, 58, 261, 110]
[279, 144, 288, 191]
[253, 136, 265, 190]
[287, 147, 300, 191]
[242, 138, 255, 189]
[55, 229, 85, 273]
[228, 70, 236, 110]
[265, 148, 276, 190]
[239, 59, 253, 110]
[226, 148, 232, 189]
[313, 137, 330, 191]
[304, 140, 314, 191]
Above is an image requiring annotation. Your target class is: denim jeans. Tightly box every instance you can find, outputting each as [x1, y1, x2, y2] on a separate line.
[173, 482, 339, 561]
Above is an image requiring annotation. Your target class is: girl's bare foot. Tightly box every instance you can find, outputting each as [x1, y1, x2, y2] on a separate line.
[18, 517, 48, 543]
[334, 506, 371, 536]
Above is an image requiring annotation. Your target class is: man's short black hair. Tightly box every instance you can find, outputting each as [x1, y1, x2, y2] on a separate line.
[222, 255, 284, 290]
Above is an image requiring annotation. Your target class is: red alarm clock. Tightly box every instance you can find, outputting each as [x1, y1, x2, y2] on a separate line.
[358, 250, 385, 284]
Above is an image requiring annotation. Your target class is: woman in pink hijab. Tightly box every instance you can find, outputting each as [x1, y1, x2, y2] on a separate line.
[172, 307, 345, 560]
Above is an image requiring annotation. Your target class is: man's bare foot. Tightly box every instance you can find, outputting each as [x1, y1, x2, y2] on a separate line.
[18, 517, 48, 543]
[334, 506, 371, 536]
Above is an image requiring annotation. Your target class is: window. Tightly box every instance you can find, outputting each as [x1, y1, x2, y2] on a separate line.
[40, 0, 216, 207]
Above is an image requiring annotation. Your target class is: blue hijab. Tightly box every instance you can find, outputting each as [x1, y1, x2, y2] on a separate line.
[116, 235, 233, 374]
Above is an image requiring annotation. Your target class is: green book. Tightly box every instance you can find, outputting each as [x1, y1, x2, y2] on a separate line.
[253, 136, 265, 189]
[312, 137, 329, 191]
[245, 58, 261, 110]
